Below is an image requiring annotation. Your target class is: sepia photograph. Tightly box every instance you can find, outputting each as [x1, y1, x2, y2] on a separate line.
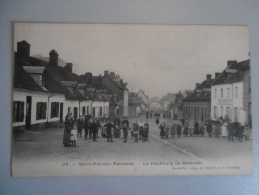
[12, 23, 253, 177]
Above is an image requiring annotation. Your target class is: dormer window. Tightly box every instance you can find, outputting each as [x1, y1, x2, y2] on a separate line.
[23, 66, 45, 87]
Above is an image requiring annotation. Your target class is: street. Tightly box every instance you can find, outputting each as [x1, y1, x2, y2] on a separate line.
[12, 115, 253, 177]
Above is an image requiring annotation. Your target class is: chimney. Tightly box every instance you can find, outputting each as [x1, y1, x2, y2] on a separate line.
[104, 70, 109, 76]
[17, 41, 30, 61]
[65, 63, 73, 73]
[215, 72, 220, 78]
[196, 83, 200, 88]
[85, 72, 92, 85]
[49, 50, 59, 67]
[206, 74, 212, 80]
[227, 60, 237, 67]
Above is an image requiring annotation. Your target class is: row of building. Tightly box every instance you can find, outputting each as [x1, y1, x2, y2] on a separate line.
[182, 60, 251, 127]
[13, 41, 149, 131]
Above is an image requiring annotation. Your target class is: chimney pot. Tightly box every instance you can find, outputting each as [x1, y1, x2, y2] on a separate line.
[206, 74, 212, 80]
[196, 83, 200, 88]
[227, 60, 237, 67]
[49, 49, 59, 67]
[17, 41, 30, 61]
[104, 70, 109, 75]
[65, 63, 73, 73]
[85, 72, 93, 85]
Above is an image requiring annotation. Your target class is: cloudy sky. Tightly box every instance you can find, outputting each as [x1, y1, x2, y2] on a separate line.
[14, 23, 249, 98]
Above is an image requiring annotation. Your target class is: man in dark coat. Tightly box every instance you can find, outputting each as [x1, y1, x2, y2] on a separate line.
[121, 116, 129, 143]
[228, 122, 234, 141]
[84, 114, 90, 140]
[194, 121, 200, 137]
[104, 120, 116, 142]
[77, 115, 84, 137]
[91, 118, 101, 142]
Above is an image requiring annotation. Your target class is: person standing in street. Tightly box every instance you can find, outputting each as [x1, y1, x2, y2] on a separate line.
[237, 123, 244, 142]
[171, 124, 176, 138]
[91, 118, 101, 142]
[227, 122, 234, 142]
[70, 125, 78, 147]
[143, 120, 149, 142]
[138, 119, 144, 140]
[121, 116, 129, 143]
[194, 120, 200, 137]
[104, 120, 116, 142]
[165, 124, 170, 139]
[215, 123, 221, 138]
[77, 115, 84, 137]
[159, 122, 165, 139]
[206, 121, 213, 137]
[63, 113, 74, 147]
[183, 122, 189, 137]
[199, 123, 205, 137]
[84, 113, 91, 140]
[132, 120, 139, 143]
[176, 123, 182, 138]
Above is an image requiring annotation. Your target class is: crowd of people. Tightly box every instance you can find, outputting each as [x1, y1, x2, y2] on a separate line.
[63, 112, 251, 147]
[62, 113, 150, 147]
[155, 117, 251, 142]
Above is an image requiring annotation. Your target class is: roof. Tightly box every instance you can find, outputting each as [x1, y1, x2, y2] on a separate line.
[211, 59, 250, 86]
[13, 55, 47, 92]
[183, 77, 214, 102]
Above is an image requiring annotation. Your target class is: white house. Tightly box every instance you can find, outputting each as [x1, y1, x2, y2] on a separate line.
[210, 60, 250, 124]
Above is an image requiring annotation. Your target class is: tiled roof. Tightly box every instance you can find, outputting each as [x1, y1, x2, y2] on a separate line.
[183, 77, 214, 102]
[13, 55, 47, 92]
[211, 60, 250, 86]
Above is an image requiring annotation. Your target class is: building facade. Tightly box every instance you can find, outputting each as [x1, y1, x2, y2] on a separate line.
[211, 60, 250, 125]
[182, 74, 216, 122]
[13, 40, 109, 131]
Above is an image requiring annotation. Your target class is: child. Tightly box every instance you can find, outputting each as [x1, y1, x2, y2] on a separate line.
[189, 127, 194, 137]
[70, 126, 78, 147]
[176, 124, 182, 138]
[132, 120, 139, 143]
[244, 123, 250, 141]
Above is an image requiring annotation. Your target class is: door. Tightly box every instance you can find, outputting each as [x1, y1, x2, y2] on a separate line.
[25, 96, 32, 130]
[92, 107, 96, 117]
[60, 103, 63, 123]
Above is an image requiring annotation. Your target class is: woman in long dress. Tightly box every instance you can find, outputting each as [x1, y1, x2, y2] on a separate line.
[63, 113, 74, 147]
[221, 122, 228, 137]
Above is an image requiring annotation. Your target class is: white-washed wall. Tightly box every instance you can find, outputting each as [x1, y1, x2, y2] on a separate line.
[211, 82, 243, 122]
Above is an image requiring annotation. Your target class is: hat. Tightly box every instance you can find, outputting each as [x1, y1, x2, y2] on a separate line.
[123, 116, 128, 119]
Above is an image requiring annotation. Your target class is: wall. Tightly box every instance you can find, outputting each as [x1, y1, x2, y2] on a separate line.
[211, 82, 243, 122]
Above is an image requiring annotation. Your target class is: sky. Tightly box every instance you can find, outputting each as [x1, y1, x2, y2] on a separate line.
[14, 23, 249, 98]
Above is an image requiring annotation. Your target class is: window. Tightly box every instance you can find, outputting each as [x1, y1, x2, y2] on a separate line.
[36, 102, 47, 120]
[221, 88, 223, 98]
[214, 89, 217, 98]
[235, 87, 238, 98]
[214, 106, 218, 119]
[227, 88, 230, 98]
[221, 106, 223, 118]
[74, 107, 78, 119]
[51, 102, 59, 118]
[13, 101, 25, 122]
[68, 107, 71, 113]
[87, 106, 89, 114]
[100, 107, 103, 116]
[92, 107, 96, 117]
[197, 107, 199, 117]
[82, 106, 86, 115]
